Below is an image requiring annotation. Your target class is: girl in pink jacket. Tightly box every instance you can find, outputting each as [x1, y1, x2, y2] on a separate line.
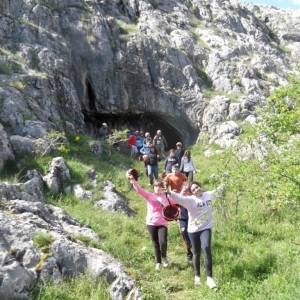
[127, 175, 172, 271]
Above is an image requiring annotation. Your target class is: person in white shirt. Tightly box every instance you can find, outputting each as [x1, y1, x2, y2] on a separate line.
[180, 150, 197, 182]
[168, 181, 217, 289]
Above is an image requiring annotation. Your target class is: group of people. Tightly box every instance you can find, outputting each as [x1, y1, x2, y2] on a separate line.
[127, 162, 217, 290]
[127, 129, 198, 186]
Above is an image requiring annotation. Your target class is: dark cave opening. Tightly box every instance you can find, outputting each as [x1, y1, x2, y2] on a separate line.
[86, 79, 96, 110]
[83, 112, 198, 149]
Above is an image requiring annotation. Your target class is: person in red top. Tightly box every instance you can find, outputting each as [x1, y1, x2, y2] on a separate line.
[128, 132, 138, 157]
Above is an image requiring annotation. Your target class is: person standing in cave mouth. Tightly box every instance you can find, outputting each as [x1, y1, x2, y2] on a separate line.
[153, 129, 168, 159]
[98, 122, 109, 140]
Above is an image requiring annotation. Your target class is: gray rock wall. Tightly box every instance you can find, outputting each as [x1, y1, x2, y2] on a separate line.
[0, 0, 299, 162]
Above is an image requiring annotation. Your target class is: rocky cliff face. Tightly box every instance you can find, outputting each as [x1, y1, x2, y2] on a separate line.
[0, 0, 299, 160]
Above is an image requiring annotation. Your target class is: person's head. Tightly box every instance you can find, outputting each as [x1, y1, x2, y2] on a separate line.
[169, 148, 176, 155]
[145, 132, 151, 138]
[140, 131, 144, 137]
[171, 164, 180, 174]
[157, 129, 162, 136]
[189, 181, 203, 196]
[153, 180, 165, 193]
[176, 142, 182, 148]
[102, 122, 108, 127]
[135, 130, 139, 136]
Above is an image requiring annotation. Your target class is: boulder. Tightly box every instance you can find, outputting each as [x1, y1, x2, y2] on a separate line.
[43, 157, 70, 194]
[10, 135, 34, 156]
[0, 123, 14, 171]
[94, 181, 135, 216]
[0, 198, 141, 300]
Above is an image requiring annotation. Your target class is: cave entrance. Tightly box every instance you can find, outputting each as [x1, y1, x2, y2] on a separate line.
[83, 112, 197, 149]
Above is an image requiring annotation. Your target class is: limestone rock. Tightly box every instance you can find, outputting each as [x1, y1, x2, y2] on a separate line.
[94, 181, 135, 216]
[43, 157, 70, 194]
[0, 198, 141, 300]
[0, 123, 14, 171]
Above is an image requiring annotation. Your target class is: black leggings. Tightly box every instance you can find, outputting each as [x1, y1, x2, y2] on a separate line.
[147, 225, 168, 263]
[188, 229, 212, 277]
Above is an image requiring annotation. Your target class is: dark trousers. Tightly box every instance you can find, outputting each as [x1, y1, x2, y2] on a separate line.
[147, 225, 168, 263]
[178, 220, 193, 259]
[183, 171, 194, 182]
[188, 229, 212, 277]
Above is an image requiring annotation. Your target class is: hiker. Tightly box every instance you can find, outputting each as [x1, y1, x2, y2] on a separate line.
[153, 129, 168, 159]
[143, 132, 153, 149]
[136, 131, 144, 154]
[98, 123, 109, 140]
[164, 164, 187, 193]
[140, 133, 153, 176]
[145, 144, 160, 185]
[180, 150, 197, 182]
[164, 148, 179, 173]
[167, 181, 217, 289]
[127, 175, 172, 271]
[128, 131, 138, 158]
[175, 142, 185, 162]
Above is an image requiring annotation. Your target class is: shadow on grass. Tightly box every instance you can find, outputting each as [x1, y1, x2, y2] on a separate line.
[230, 253, 277, 280]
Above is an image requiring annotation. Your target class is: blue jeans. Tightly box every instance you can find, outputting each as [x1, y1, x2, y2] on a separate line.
[147, 165, 158, 184]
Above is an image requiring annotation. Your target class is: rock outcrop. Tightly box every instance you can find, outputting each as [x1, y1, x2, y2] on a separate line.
[0, 0, 299, 152]
[94, 180, 135, 216]
[0, 175, 141, 300]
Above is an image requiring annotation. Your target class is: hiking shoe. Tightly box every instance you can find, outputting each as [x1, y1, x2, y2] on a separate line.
[194, 276, 201, 285]
[162, 258, 169, 267]
[155, 263, 161, 271]
[206, 276, 217, 289]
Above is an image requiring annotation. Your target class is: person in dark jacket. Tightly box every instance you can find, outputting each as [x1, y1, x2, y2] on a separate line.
[178, 182, 193, 263]
[175, 142, 185, 162]
[164, 149, 178, 173]
[146, 144, 160, 185]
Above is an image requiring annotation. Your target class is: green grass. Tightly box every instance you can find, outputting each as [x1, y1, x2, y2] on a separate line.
[30, 273, 110, 300]
[2, 130, 299, 299]
[33, 231, 55, 251]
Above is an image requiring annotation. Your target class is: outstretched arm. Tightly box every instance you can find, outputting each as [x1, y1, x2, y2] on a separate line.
[169, 191, 194, 210]
[127, 175, 153, 201]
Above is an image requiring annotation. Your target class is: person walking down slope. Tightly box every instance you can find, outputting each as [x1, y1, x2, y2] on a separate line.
[128, 132, 138, 158]
[98, 123, 109, 140]
[153, 129, 168, 159]
[146, 145, 160, 185]
[168, 182, 217, 289]
[178, 182, 193, 264]
[175, 142, 185, 162]
[127, 175, 173, 271]
[164, 149, 179, 173]
[180, 150, 197, 182]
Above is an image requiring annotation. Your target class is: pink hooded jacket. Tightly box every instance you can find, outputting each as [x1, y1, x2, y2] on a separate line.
[132, 180, 175, 227]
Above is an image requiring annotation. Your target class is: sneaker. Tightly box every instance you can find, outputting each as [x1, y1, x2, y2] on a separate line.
[155, 263, 161, 271]
[162, 257, 169, 267]
[206, 276, 217, 289]
[194, 276, 201, 285]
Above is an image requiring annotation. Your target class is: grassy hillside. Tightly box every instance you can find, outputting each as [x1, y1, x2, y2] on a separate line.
[2, 81, 300, 300]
